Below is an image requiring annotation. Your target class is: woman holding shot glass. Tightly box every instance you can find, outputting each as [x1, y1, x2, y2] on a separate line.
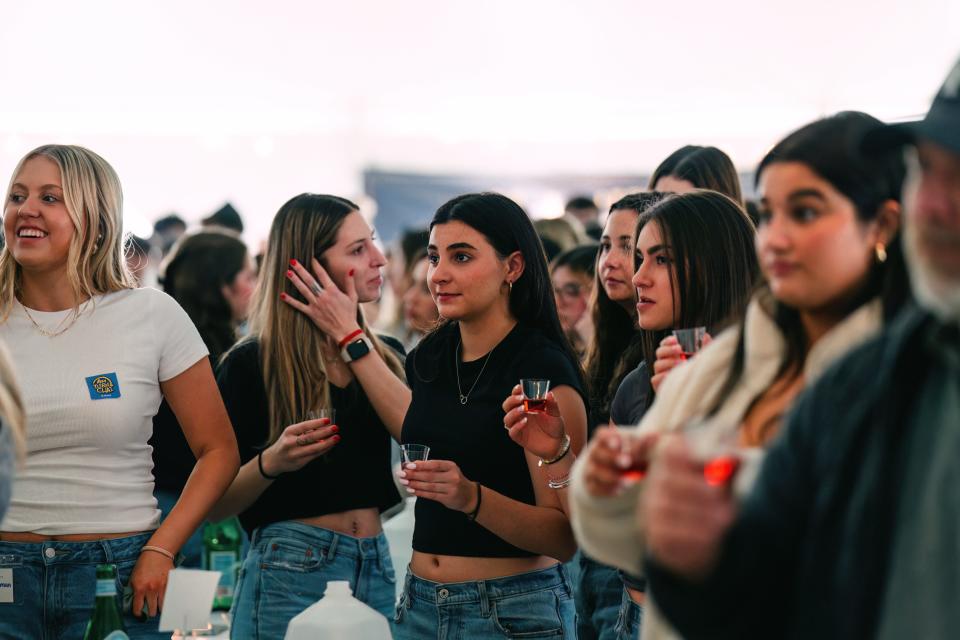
[394, 193, 587, 639]
[211, 194, 409, 639]
[570, 112, 909, 640]
[506, 190, 759, 639]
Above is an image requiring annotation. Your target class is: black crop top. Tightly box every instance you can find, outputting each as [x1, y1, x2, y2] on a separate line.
[216, 338, 403, 536]
[402, 322, 586, 557]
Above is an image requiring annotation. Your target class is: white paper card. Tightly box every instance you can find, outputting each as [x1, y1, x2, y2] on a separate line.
[0, 568, 12, 603]
[158, 568, 221, 632]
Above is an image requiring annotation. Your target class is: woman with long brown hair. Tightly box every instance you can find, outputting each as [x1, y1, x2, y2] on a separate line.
[211, 193, 408, 639]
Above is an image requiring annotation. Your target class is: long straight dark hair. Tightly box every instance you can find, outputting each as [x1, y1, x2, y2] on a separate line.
[648, 145, 744, 204]
[583, 192, 665, 425]
[708, 111, 909, 417]
[414, 193, 583, 384]
[633, 191, 760, 406]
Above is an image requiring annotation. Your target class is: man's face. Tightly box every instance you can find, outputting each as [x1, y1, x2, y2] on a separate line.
[903, 141, 960, 321]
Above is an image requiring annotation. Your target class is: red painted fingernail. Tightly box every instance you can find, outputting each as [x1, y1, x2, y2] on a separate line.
[280, 292, 287, 300]
[286, 270, 293, 278]
[331, 425, 339, 433]
[348, 269, 355, 276]
[332, 435, 341, 442]
[289, 259, 297, 266]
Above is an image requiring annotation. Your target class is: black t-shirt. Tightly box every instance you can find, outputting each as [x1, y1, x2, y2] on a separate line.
[150, 356, 219, 493]
[608, 361, 651, 427]
[402, 322, 586, 558]
[217, 338, 404, 537]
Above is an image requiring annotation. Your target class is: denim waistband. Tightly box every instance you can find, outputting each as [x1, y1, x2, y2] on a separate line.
[251, 521, 390, 561]
[403, 563, 569, 607]
[0, 531, 153, 566]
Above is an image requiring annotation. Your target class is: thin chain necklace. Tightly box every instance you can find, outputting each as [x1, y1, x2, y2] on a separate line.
[455, 338, 495, 405]
[22, 304, 81, 338]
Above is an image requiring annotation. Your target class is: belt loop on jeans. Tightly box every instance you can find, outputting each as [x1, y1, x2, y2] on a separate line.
[100, 539, 115, 564]
[325, 532, 339, 564]
[478, 580, 490, 617]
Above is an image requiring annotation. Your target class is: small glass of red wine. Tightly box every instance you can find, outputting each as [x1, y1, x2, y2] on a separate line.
[520, 378, 551, 413]
[672, 327, 707, 360]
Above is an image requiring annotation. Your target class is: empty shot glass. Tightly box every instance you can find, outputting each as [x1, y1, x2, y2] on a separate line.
[400, 444, 431, 465]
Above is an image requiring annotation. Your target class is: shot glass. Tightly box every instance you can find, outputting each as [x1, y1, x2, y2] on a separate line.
[520, 378, 551, 413]
[672, 327, 707, 360]
[306, 408, 336, 424]
[400, 444, 431, 465]
[617, 429, 650, 485]
[682, 418, 741, 489]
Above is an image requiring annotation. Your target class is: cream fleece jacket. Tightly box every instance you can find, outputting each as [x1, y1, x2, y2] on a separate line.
[569, 292, 883, 640]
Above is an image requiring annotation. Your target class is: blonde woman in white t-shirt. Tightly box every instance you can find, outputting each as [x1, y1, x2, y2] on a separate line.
[0, 145, 240, 639]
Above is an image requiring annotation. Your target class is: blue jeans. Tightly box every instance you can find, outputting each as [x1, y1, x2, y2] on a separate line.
[392, 564, 576, 639]
[613, 587, 643, 640]
[0, 532, 168, 639]
[230, 521, 396, 640]
[576, 554, 626, 640]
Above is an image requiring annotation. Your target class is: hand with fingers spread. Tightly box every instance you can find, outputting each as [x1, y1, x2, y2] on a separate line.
[396, 459, 477, 513]
[129, 550, 173, 619]
[281, 258, 362, 342]
[260, 418, 341, 477]
[651, 333, 712, 393]
[581, 426, 659, 497]
[642, 434, 736, 581]
[502, 384, 567, 460]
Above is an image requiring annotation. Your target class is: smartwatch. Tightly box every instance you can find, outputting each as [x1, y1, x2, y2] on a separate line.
[340, 334, 373, 363]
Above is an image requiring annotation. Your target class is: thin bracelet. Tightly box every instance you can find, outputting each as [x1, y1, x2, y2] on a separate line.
[548, 475, 572, 490]
[539, 434, 571, 467]
[337, 329, 364, 349]
[466, 482, 482, 521]
[141, 545, 175, 561]
[258, 450, 280, 480]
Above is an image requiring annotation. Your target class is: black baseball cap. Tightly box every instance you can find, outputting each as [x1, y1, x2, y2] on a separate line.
[863, 57, 960, 156]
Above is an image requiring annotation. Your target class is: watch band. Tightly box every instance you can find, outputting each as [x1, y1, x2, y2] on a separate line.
[340, 334, 373, 363]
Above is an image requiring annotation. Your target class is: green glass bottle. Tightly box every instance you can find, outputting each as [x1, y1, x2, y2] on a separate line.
[202, 517, 242, 610]
[83, 564, 129, 640]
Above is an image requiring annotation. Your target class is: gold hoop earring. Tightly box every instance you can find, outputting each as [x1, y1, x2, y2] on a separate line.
[875, 243, 887, 263]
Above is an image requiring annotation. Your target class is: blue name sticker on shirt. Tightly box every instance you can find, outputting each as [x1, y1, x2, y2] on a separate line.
[85, 372, 121, 400]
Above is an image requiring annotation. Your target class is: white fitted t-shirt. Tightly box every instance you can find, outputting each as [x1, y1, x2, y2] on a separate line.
[0, 287, 208, 534]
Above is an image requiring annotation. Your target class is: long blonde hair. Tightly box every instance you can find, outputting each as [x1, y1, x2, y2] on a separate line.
[0, 340, 25, 462]
[241, 193, 404, 444]
[0, 145, 135, 319]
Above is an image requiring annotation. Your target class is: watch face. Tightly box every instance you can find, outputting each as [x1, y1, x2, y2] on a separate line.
[345, 337, 370, 360]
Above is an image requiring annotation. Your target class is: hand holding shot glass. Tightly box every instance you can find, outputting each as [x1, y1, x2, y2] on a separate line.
[501, 381, 569, 461]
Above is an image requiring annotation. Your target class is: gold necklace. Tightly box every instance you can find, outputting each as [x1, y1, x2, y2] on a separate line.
[21, 300, 89, 338]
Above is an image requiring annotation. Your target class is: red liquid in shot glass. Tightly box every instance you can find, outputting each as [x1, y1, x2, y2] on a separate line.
[524, 398, 547, 413]
[621, 460, 649, 482]
[703, 455, 740, 487]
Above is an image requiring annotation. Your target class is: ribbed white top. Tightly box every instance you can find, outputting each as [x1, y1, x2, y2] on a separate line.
[0, 288, 208, 534]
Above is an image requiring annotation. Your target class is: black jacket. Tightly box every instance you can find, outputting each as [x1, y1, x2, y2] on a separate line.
[646, 306, 935, 639]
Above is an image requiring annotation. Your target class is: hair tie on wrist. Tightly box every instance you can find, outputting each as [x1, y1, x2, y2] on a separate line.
[258, 450, 280, 480]
[465, 482, 482, 521]
[337, 329, 364, 349]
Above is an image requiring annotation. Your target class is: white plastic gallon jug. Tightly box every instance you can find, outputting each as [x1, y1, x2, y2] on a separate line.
[283, 581, 392, 640]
